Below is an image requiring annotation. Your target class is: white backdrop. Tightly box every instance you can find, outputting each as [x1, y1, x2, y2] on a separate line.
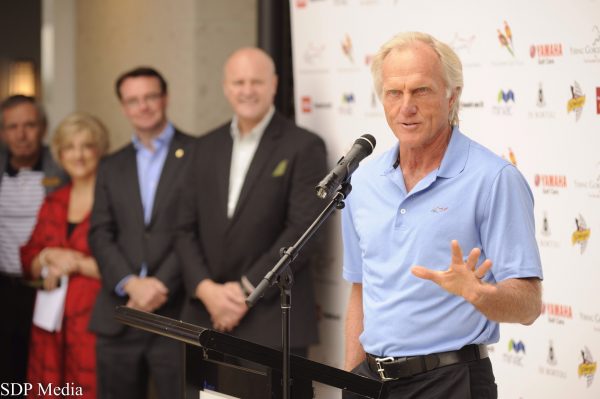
[290, 0, 600, 398]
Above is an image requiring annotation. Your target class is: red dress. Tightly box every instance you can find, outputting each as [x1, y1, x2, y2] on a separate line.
[21, 185, 100, 399]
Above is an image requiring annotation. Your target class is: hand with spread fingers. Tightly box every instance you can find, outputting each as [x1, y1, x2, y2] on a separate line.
[411, 240, 495, 304]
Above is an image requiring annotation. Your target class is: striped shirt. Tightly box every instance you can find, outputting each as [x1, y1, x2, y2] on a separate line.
[0, 170, 45, 276]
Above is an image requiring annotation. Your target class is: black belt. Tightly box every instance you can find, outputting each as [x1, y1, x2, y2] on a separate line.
[0, 271, 25, 286]
[366, 344, 489, 381]
[0, 271, 39, 288]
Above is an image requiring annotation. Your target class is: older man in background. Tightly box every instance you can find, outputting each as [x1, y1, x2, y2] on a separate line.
[0, 95, 65, 390]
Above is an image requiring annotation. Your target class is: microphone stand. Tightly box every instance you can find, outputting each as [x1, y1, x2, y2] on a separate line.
[246, 181, 352, 399]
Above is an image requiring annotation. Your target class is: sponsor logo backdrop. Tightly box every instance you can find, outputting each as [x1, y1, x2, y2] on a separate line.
[291, 0, 600, 398]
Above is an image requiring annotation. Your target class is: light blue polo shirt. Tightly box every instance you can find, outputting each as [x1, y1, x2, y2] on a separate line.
[342, 127, 543, 357]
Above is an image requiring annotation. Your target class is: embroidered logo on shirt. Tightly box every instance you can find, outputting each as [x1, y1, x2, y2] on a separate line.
[431, 206, 448, 213]
[272, 159, 288, 177]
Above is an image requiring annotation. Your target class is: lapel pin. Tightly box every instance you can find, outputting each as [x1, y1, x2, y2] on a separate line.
[272, 159, 288, 177]
[175, 148, 184, 158]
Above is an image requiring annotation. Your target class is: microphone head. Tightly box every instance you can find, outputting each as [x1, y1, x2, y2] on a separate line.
[356, 134, 376, 154]
[315, 134, 376, 200]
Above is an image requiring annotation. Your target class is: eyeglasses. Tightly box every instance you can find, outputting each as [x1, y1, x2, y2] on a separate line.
[122, 92, 164, 108]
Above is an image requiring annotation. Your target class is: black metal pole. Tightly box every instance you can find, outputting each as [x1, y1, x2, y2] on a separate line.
[279, 269, 293, 399]
[246, 182, 352, 399]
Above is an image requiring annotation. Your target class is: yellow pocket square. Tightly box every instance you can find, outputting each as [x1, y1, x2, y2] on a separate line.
[272, 159, 288, 177]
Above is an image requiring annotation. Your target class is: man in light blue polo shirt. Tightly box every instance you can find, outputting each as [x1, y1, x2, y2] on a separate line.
[342, 32, 542, 399]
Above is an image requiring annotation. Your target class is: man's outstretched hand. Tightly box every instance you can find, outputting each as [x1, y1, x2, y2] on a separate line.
[411, 240, 495, 304]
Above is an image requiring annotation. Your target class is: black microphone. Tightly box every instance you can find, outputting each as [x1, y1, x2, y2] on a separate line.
[315, 134, 376, 199]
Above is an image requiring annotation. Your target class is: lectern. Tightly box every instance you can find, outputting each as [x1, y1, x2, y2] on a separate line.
[115, 306, 385, 398]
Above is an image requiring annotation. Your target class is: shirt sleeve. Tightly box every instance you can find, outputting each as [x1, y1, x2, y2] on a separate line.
[342, 195, 364, 283]
[480, 164, 543, 282]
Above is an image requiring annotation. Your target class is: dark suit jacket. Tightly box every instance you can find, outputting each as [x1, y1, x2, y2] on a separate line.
[176, 111, 327, 349]
[89, 129, 195, 336]
[0, 145, 66, 194]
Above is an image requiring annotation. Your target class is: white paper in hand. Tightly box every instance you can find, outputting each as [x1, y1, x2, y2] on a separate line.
[32, 275, 69, 332]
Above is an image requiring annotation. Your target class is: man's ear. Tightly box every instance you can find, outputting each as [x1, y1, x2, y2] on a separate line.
[448, 87, 459, 108]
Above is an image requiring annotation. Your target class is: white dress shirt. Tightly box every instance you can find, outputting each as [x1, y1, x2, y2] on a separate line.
[227, 107, 275, 218]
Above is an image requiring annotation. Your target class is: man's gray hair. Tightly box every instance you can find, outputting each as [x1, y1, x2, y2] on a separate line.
[0, 95, 48, 130]
[370, 32, 463, 126]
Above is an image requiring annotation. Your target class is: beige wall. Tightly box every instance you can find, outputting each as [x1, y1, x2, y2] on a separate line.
[42, 0, 76, 137]
[74, 0, 257, 150]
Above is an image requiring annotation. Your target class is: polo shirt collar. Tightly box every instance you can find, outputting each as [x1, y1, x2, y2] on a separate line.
[381, 145, 400, 176]
[436, 126, 469, 179]
[380, 126, 468, 179]
[5, 150, 44, 177]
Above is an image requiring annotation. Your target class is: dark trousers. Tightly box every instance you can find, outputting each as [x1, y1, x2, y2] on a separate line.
[0, 274, 35, 388]
[96, 327, 184, 399]
[343, 357, 497, 399]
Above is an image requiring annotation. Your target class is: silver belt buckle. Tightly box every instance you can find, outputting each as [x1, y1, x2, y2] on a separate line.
[375, 356, 395, 381]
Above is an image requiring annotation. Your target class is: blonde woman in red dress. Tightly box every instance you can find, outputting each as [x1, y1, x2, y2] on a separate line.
[21, 113, 109, 399]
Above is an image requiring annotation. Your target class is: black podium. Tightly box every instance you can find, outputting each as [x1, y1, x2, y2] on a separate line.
[115, 306, 385, 399]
